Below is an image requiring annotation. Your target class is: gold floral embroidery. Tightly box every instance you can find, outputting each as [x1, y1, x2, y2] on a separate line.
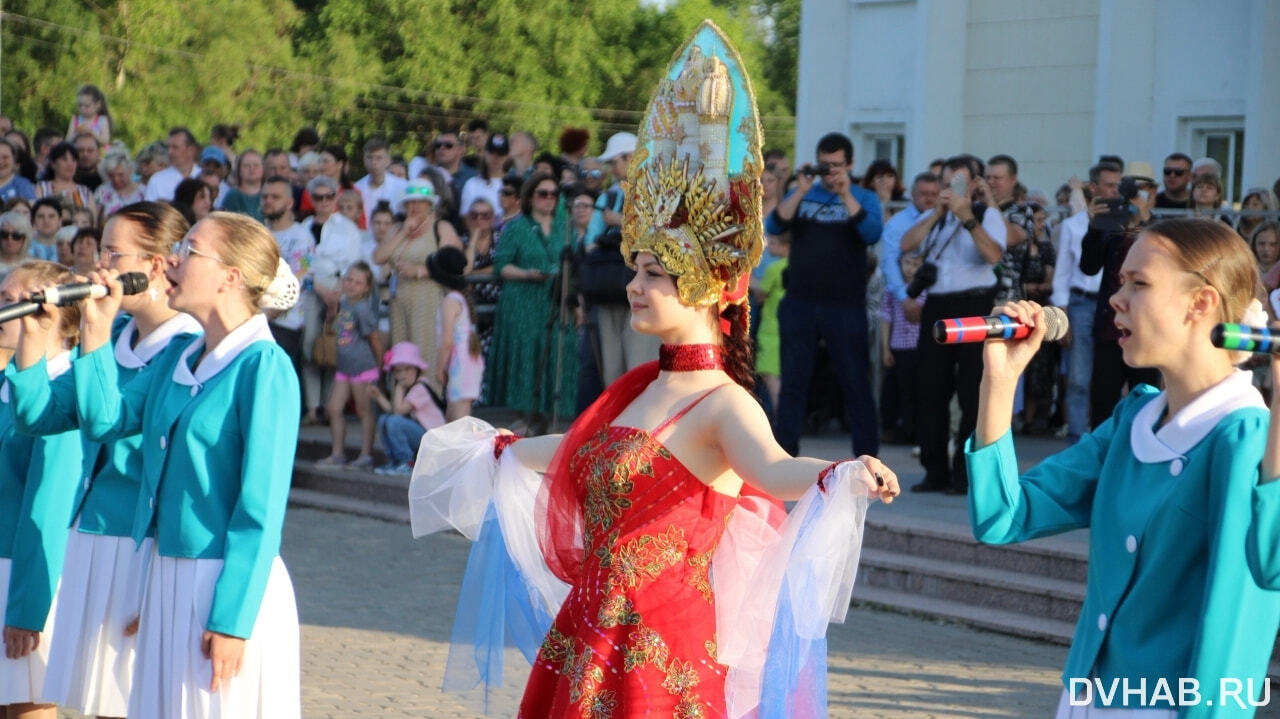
[540, 628, 576, 673]
[661, 659, 701, 695]
[567, 646, 605, 704]
[609, 525, 688, 591]
[582, 689, 618, 719]
[598, 594, 641, 628]
[674, 692, 708, 719]
[704, 640, 717, 661]
[624, 626, 669, 672]
[686, 549, 713, 602]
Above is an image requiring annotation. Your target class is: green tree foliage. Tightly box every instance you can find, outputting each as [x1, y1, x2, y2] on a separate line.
[0, 0, 798, 165]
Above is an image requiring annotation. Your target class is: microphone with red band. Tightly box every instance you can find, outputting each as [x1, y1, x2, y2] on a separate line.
[933, 305, 1069, 344]
[0, 272, 150, 324]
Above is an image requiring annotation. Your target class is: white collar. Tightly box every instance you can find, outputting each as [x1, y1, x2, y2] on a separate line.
[115, 313, 202, 369]
[1129, 370, 1265, 463]
[1, 350, 72, 404]
[172, 314, 274, 387]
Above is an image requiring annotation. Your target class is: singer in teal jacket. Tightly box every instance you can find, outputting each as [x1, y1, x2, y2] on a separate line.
[0, 353, 83, 633]
[967, 379, 1280, 716]
[61, 314, 297, 639]
[6, 314, 200, 537]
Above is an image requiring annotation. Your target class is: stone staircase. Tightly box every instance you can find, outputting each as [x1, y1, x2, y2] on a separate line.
[854, 512, 1084, 646]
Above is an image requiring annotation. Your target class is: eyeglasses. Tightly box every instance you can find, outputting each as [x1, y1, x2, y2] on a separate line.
[311, 192, 336, 202]
[468, 211, 494, 220]
[103, 249, 151, 264]
[0, 230, 24, 241]
[174, 237, 227, 265]
[572, 201, 595, 210]
[1163, 168, 1186, 177]
[534, 188, 559, 199]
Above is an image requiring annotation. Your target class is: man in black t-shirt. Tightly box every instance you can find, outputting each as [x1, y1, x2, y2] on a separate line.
[1155, 152, 1192, 209]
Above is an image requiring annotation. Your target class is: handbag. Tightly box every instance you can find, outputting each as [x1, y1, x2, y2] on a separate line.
[313, 323, 338, 368]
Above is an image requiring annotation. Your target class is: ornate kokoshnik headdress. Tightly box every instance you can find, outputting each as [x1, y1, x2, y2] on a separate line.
[621, 20, 764, 314]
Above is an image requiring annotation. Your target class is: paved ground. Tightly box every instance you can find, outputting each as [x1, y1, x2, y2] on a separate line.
[285, 506, 1067, 717]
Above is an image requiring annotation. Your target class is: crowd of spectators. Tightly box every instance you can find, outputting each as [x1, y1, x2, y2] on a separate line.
[3, 83, 1279, 480]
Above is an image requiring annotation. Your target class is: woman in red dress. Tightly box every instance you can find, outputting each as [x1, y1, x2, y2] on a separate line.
[411, 21, 901, 719]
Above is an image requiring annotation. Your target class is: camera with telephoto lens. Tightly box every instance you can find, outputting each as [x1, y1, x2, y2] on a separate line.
[907, 261, 938, 299]
[801, 162, 832, 177]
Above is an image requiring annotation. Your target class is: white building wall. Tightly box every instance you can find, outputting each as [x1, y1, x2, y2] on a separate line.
[794, 0, 1279, 198]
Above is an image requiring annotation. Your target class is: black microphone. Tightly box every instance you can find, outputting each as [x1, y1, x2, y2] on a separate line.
[28, 272, 149, 306]
[1211, 323, 1280, 354]
[933, 305, 1069, 344]
[0, 273, 150, 324]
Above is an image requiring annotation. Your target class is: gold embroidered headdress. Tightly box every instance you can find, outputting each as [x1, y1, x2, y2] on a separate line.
[621, 20, 764, 310]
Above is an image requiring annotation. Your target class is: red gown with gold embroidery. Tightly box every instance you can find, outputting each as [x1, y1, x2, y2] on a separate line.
[519, 414, 737, 718]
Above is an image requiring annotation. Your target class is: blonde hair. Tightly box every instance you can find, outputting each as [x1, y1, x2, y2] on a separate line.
[203, 211, 280, 310]
[8, 260, 80, 346]
[1144, 218, 1261, 325]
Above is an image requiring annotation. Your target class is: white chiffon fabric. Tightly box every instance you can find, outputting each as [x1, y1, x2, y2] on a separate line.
[410, 418, 873, 717]
[42, 530, 153, 715]
[0, 557, 57, 705]
[128, 552, 300, 719]
[410, 416, 570, 614]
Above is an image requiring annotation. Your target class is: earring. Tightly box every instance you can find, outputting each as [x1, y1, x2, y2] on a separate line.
[148, 287, 159, 302]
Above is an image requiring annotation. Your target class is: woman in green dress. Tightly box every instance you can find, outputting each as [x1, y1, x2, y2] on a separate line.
[485, 172, 577, 433]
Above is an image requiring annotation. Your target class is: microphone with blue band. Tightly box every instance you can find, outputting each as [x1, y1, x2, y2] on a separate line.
[1211, 323, 1280, 354]
[933, 305, 1069, 345]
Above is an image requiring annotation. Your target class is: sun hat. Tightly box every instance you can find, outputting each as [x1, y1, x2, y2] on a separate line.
[383, 341, 429, 371]
[426, 245, 468, 292]
[402, 177, 439, 204]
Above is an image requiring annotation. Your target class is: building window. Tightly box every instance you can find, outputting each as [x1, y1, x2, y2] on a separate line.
[1182, 118, 1245, 203]
[852, 124, 905, 178]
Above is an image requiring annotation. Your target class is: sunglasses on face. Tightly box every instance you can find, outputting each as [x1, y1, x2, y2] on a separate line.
[434, 141, 457, 150]
[534, 188, 559, 199]
[500, 188, 517, 197]
[311, 192, 336, 202]
[1163, 168, 1187, 177]
[0, 231, 24, 241]
[469, 211, 494, 220]
[582, 169, 604, 180]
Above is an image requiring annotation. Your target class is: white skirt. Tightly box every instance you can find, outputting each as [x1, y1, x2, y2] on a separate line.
[128, 552, 301, 719]
[1056, 688, 1177, 718]
[43, 530, 153, 715]
[0, 557, 58, 705]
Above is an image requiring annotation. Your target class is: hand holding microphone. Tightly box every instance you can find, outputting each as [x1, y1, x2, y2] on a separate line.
[937, 301, 1068, 381]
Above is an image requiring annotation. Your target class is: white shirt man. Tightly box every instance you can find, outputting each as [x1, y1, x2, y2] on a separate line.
[144, 129, 201, 202]
[354, 141, 406, 226]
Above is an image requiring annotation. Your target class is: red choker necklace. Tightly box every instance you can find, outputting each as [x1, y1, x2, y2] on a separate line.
[659, 344, 724, 372]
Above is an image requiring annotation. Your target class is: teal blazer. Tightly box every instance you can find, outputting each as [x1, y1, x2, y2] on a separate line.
[0, 358, 83, 632]
[6, 315, 200, 537]
[966, 387, 1280, 716]
[68, 318, 298, 639]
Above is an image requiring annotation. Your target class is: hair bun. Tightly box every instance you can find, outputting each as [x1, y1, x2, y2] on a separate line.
[260, 258, 300, 311]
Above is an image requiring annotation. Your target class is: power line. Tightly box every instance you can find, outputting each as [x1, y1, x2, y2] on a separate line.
[0, 11, 797, 125]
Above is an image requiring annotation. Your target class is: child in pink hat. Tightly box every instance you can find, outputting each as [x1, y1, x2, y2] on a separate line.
[371, 342, 446, 475]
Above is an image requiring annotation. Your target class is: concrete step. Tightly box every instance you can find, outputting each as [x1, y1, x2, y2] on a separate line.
[289, 488, 409, 524]
[858, 547, 1086, 624]
[863, 515, 1089, 584]
[851, 584, 1075, 646]
[291, 459, 409, 506]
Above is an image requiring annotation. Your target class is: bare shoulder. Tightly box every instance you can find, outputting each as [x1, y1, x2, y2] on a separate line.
[703, 381, 768, 425]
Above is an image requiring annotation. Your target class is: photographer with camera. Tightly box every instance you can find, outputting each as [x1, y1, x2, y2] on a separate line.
[1079, 161, 1160, 427]
[765, 132, 883, 458]
[898, 154, 1007, 494]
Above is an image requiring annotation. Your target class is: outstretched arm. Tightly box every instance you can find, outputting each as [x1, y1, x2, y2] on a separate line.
[711, 386, 898, 502]
[508, 433, 564, 474]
